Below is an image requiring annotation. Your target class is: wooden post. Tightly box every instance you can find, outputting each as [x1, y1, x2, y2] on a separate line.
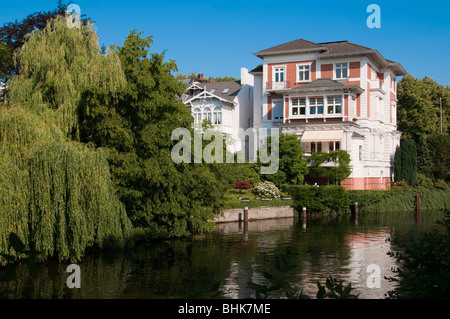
[415, 194, 421, 226]
[244, 207, 249, 234]
[302, 207, 307, 231]
[353, 202, 359, 225]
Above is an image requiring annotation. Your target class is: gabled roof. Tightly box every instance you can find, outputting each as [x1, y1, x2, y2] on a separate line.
[254, 39, 407, 76]
[184, 81, 242, 104]
[272, 78, 364, 94]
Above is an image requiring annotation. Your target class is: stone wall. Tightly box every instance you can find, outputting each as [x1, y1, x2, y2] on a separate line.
[214, 205, 294, 223]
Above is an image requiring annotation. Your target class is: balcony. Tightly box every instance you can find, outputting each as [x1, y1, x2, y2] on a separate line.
[266, 81, 290, 91]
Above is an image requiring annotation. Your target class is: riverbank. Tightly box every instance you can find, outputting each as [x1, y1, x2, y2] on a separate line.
[216, 188, 450, 223]
[347, 189, 450, 212]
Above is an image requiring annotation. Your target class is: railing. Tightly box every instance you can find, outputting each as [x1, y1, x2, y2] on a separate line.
[266, 81, 290, 90]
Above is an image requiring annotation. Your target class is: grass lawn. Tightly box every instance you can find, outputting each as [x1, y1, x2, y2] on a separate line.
[221, 188, 293, 209]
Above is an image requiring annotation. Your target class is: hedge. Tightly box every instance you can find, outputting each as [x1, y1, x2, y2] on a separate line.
[288, 185, 351, 214]
[288, 186, 450, 214]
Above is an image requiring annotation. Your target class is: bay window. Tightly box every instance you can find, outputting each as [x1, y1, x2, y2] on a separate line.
[292, 98, 306, 116]
[310, 98, 324, 115]
[327, 97, 342, 114]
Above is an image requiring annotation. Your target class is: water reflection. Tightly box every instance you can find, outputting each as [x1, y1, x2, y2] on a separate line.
[0, 210, 445, 299]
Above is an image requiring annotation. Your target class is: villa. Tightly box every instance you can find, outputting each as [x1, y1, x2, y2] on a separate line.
[181, 68, 254, 156]
[249, 38, 407, 190]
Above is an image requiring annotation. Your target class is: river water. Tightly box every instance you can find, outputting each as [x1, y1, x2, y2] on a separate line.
[1, 210, 446, 299]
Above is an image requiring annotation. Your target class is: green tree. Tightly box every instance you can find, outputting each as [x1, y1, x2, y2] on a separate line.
[0, 1, 91, 78]
[213, 76, 239, 82]
[427, 133, 450, 183]
[79, 30, 222, 237]
[0, 42, 11, 80]
[397, 75, 449, 140]
[2, 16, 132, 262]
[308, 150, 351, 185]
[394, 139, 418, 186]
[9, 16, 125, 138]
[416, 135, 432, 178]
[261, 133, 309, 187]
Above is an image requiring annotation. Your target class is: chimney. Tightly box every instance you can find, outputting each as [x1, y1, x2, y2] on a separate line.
[198, 73, 204, 81]
[209, 77, 214, 83]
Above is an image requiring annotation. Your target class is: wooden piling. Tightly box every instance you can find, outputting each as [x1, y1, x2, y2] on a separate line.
[244, 207, 249, 234]
[353, 202, 359, 225]
[302, 207, 307, 231]
[415, 194, 421, 226]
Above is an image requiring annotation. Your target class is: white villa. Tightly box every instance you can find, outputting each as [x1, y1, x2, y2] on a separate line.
[181, 68, 254, 156]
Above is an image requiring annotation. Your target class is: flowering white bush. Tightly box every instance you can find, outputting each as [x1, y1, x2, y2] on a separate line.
[253, 181, 281, 199]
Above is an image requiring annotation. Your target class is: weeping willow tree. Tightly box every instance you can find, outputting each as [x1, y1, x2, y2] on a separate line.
[8, 16, 125, 139]
[0, 16, 133, 263]
[0, 107, 133, 262]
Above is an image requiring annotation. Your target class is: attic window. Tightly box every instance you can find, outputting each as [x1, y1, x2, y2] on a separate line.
[222, 88, 230, 94]
[210, 89, 216, 94]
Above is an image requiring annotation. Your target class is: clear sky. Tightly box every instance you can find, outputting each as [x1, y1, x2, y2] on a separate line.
[1, 0, 449, 85]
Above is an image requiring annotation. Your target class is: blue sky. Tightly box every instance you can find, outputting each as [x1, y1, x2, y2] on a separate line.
[1, 0, 449, 85]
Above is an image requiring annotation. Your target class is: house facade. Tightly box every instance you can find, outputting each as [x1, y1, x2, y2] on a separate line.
[181, 68, 254, 155]
[250, 39, 407, 190]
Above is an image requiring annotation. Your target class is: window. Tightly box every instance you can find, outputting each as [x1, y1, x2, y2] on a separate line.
[213, 106, 222, 125]
[292, 98, 306, 116]
[193, 108, 202, 123]
[359, 145, 363, 161]
[335, 63, 348, 79]
[272, 100, 283, 121]
[297, 64, 311, 82]
[310, 98, 324, 115]
[203, 107, 212, 122]
[210, 89, 216, 94]
[310, 142, 322, 153]
[274, 67, 285, 82]
[222, 88, 229, 94]
[327, 97, 342, 114]
[329, 141, 340, 152]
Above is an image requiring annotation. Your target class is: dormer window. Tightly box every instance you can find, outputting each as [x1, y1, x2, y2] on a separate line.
[335, 63, 349, 79]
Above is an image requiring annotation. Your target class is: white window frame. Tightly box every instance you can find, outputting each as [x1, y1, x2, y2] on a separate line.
[327, 96, 343, 115]
[203, 106, 212, 123]
[309, 97, 324, 115]
[296, 63, 312, 83]
[272, 65, 286, 83]
[291, 98, 306, 117]
[193, 107, 202, 124]
[335, 62, 349, 79]
[213, 106, 222, 125]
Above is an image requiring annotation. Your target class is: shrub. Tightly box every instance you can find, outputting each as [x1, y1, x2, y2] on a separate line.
[253, 181, 281, 199]
[414, 172, 435, 189]
[288, 185, 351, 214]
[234, 181, 252, 190]
[434, 179, 449, 189]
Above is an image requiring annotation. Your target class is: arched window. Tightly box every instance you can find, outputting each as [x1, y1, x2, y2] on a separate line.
[213, 106, 222, 125]
[203, 107, 212, 123]
[193, 108, 202, 123]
